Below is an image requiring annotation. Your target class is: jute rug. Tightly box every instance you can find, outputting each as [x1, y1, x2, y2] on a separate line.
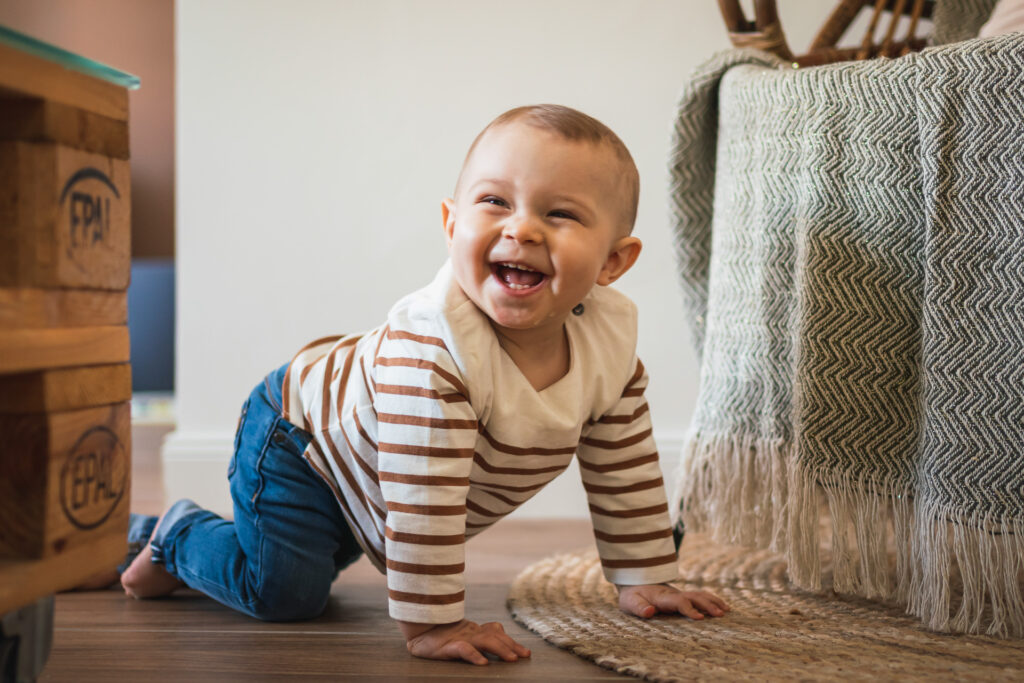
[507, 531, 1024, 682]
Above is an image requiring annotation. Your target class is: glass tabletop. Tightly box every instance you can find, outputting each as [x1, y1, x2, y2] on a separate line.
[0, 24, 140, 90]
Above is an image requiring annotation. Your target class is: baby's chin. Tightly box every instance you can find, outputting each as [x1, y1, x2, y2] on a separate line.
[485, 308, 570, 333]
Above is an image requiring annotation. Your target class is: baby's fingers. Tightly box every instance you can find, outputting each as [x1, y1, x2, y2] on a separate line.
[684, 593, 726, 617]
[471, 629, 525, 662]
[489, 628, 531, 659]
[662, 594, 705, 620]
[442, 640, 488, 666]
[693, 591, 730, 614]
[483, 624, 532, 658]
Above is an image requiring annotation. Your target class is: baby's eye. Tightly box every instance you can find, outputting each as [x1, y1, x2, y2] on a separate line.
[480, 196, 508, 207]
[549, 209, 578, 221]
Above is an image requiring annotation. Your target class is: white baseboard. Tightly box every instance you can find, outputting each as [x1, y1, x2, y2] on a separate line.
[161, 430, 236, 517]
[161, 429, 687, 520]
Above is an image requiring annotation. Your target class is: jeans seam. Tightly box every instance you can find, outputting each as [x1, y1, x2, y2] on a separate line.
[173, 563, 262, 614]
[252, 418, 278, 596]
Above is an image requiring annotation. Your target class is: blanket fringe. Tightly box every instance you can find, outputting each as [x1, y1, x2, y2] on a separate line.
[672, 433, 1024, 638]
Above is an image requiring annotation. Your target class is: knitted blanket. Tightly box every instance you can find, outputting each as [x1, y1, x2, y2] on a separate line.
[668, 32, 1024, 638]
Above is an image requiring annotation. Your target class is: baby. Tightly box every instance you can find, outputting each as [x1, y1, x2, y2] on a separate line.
[119, 104, 728, 665]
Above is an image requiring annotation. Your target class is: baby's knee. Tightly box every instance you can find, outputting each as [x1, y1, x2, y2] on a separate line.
[247, 576, 331, 622]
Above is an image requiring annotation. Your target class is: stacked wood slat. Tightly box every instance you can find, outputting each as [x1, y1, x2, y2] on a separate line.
[0, 39, 133, 615]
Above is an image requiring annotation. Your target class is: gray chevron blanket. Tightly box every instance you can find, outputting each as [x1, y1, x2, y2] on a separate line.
[668, 32, 1024, 638]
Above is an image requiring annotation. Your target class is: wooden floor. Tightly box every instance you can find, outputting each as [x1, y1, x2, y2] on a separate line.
[39, 425, 626, 681]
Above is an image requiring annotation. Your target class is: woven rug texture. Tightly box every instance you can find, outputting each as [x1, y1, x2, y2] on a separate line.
[667, 28, 1024, 637]
[507, 534, 1024, 682]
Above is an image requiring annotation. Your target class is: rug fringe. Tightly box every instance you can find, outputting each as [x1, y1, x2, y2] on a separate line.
[674, 432, 1024, 637]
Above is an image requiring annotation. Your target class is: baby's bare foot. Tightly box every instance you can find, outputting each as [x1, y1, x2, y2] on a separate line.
[121, 505, 186, 598]
[121, 542, 185, 598]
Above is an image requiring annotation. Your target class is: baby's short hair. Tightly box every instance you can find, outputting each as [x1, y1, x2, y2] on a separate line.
[456, 104, 640, 233]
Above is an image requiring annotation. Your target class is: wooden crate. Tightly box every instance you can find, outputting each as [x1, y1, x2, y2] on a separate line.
[0, 287, 127, 330]
[0, 400, 131, 561]
[0, 364, 132, 414]
[0, 533, 126, 615]
[0, 96, 130, 160]
[0, 325, 130, 374]
[0, 369, 133, 612]
[0, 141, 131, 290]
[0, 28, 135, 616]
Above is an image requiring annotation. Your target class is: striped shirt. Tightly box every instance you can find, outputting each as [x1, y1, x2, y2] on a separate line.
[281, 262, 678, 623]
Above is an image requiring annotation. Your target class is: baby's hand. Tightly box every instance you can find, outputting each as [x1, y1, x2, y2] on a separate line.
[401, 619, 531, 666]
[617, 584, 729, 620]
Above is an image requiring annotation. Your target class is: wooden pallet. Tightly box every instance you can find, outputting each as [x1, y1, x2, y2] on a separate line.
[0, 32, 134, 614]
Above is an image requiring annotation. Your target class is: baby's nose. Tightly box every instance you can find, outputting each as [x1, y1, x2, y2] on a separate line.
[503, 215, 543, 243]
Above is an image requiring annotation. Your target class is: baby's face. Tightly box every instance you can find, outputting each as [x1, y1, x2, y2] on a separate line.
[443, 121, 630, 336]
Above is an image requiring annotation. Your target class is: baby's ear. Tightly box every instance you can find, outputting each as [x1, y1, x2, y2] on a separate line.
[441, 198, 456, 248]
[597, 236, 642, 286]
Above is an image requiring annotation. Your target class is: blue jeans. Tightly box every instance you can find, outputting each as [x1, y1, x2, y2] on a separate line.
[150, 364, 363, 621]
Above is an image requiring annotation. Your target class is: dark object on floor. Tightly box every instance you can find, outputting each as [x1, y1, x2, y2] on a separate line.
[1, 597, 53, 683]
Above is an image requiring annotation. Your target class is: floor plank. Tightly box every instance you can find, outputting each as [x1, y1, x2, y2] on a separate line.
[42, 586, 623, 681]
[37, 424, 625, 681]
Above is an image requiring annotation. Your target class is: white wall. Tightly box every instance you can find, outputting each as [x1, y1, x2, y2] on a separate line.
[170, 0, 831, 517]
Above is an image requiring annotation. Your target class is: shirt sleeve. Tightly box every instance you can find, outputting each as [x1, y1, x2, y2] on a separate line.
[373, 327, 479, 623]
[576, 357, 680, 586]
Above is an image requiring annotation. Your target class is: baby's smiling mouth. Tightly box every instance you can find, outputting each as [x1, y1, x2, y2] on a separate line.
[492, 262, 547, 290]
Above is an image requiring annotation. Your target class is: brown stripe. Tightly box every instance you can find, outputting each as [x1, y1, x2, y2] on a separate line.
[475, 488, 518, 507]
[622, 387, 644, 398]
[359, 355, 373, 399]
[379, 442, 473, 459]
[301, 335, 358, 387]
[386, 559, 465, 575]
[329, 349, 357, 431]
[597, 402, 650, 424]
[351, 405, 379, 451]
[336, 414, 379, 485]
[600, 553, 677, 569]
[466, 499, 504, 517]
[319, 347, 337, 428]
[374, 383, 468, 403]
[385, 526, 464, 546]
[379, 413, 478, 430]
[593, 528, 673, 544]
[386, 501, 467, 515]
[471, 478, 546, 493]
[372, 324, 389, 370]
[466, 521, 492, 529]
[472, 452, 569, 476]
[300, 362, 316, 385]
[588, 502, 668, 519]
[386, 328, 448, 349]
[281, 362, 293, 421]
[379, 471, 469, 487]
[334, 341, 358, 417]
[578, 452, 659, 474]
[298, 334, 346, 355]
[582, 476, 663, 496]
[375, 357, 470, 400]
[580, 427, 653, 450]
[303, 447, 386, 567]
[387, 589, 464, 605]
[479, 426, 577, 456]
[314, 432, 386, 521]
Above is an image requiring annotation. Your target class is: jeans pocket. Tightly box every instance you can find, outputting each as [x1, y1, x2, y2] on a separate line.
[269, 424, 308, 458]
[228, 398, 251, 478]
